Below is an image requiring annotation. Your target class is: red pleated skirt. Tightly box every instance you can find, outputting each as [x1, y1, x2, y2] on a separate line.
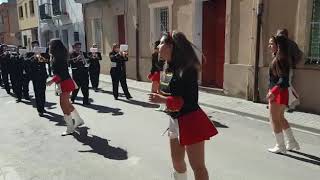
[273, 88, 289, 106]
[60, 79, 77, 93]
[148, 71, 161, 82]
[178, 108, 218, 146]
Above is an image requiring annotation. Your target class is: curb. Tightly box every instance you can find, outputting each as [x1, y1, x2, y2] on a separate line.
[100, 79, 320, 135]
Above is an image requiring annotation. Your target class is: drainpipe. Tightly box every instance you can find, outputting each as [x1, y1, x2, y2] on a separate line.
[253, 0, 264, 103]
[37, 0, 42, 46]
[135, 0, 141, 81]
[82, 4, 88, 52]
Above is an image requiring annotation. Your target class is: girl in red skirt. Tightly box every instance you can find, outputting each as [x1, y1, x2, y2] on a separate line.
[267, 36, 300, 153]
[46, 39, 84, 136]
[149, 32, 218, 180]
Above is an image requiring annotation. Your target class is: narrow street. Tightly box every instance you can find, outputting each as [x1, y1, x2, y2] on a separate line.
[0, 81, 319, 180]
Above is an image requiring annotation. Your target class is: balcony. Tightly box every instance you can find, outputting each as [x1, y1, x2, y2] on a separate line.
[74, 0, 96, 4]
[39, 3, 53, 21]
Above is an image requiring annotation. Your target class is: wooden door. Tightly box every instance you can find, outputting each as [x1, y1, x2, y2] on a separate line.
[202, 0, 226, 88]
[118, 15, 126, 44]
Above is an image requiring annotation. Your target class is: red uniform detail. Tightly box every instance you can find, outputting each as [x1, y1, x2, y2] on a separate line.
[148, 71, 161, 82]
[178, 108, 218, 146]
[166, 96, 184, 112]
[52, 75, 61, 83]
[271, 85, 280, 96]
[271, 88, 289, 106]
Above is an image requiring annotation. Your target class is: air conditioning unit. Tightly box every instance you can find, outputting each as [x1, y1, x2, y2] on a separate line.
[74, 0, 96, 4]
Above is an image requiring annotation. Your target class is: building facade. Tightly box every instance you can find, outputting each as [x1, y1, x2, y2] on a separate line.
[17, 0, 38, 50]
[39, 0, 85, 50]
[0, 0, 20, 45]
[81, 0, 320, 113]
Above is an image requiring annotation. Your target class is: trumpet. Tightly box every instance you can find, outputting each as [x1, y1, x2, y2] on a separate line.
[69, 52, 90, 67]
[35, 53, 49, 63]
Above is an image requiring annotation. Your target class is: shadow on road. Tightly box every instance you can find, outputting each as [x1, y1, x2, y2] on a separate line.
[74, 102, 124, 116]
[73, 127, 128, 160]
[42, 111, 65, 126]
[208, 115, 229, 128]
[99, 89, 126, 97]
[21, 98, 57, 110]
[282, 150, 320, 166]
[117, 99, 159, 108]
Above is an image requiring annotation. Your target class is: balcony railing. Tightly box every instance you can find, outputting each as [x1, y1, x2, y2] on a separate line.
[74, 0, 96, 4]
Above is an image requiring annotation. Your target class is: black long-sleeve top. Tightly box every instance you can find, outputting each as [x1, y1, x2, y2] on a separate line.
[161, 67, 200, 118]
[69, 51, 88, 70]
[0, 53, 11, 72]
[88, 52, 102, 68]
[150, 52, 164, 74]
[52, 58, 71, 83]
[109, 51, 128, 71]
[25, 52, 48, 80]
[268, 62, 290, 95]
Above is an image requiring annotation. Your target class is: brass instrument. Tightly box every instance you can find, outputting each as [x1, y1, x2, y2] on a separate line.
[35, 53, 49, 63]
[69, 52, 90, 67]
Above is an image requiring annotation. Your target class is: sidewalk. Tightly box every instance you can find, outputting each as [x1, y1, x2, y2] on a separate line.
[99, 74, 320, 135]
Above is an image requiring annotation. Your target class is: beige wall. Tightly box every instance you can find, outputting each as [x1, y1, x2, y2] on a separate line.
[17, 0, 38, 31]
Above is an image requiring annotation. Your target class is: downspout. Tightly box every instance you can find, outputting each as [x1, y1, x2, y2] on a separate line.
[253, 0, 264, 103]
[135, 0, 141, 81]
[82, 4, 88, 52]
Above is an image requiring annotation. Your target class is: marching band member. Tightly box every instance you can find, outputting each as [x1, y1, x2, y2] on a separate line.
[69, 42, 90, 105]
[26, 41, 49, 117]
[10, 47, 31, 102]
[109, 43, 132, 100]
[88, 44, 102, 92]
[47, 39, 84, 136]
[0, 44, 12, 94]
[149, 32, 218, 180]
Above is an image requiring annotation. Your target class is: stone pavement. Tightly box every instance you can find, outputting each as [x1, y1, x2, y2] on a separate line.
[99, 74, 320, 135]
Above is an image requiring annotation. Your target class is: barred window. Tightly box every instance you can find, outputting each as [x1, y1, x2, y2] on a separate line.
[307, 0, 320, 65]
[159, 8, 169, 32]
[93, 18, 102, 51]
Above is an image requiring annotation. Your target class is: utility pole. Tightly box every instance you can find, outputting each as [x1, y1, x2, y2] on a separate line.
[37, 0, 42, 47]
[135, 0, 141, 81]
[253, 1, 264, 103]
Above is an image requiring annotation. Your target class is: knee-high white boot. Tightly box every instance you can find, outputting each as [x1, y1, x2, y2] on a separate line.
[284, 128, 300, 151]
[173, 171, 187, 180]
[268, 132, 287, 154]
[62, 114, 75, 136]
[71, 109, 84, 128]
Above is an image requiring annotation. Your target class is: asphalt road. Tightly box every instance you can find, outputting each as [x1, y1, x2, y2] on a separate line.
[0, 81, 319, 180]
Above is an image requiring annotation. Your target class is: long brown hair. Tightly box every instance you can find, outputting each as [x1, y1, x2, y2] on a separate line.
[270, 35, 290, 77]
[161, 31, 200, 77]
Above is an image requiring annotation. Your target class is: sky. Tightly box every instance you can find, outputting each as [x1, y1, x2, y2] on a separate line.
[0, 0, 8, 4]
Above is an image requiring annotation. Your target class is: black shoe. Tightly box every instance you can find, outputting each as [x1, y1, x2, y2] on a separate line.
[71, 99, 75, 104]
[287, 108, 294, 113]
[83, 101, 91, 105]
[24, 96, 30, 101]
[38, 112, 44, 117]
[114, 97, 118, 100]
[126, 96, 133, 100]
[16, 99, 22, 103]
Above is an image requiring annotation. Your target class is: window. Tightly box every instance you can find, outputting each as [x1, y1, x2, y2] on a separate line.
[0, 16, 4, 24]
[92, 18, 102, 50]
[19, 6, 24, 18]
[29, 0, 35, 16]
[62, 29, 69, 50]
[159, 8, 169, 32]
[52, 0, 61, 16]
[74, 32, 79, 42]
[307, 0, 320, 65]
[55, 30, 60, 38]
[25, 3, 28, 18]
[23, 35, 27, 47]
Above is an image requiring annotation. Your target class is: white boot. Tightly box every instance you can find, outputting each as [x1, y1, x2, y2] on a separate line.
[71, 109, 84, 128]
[268, 132, 287, 154]
[62, 114, 75, 136]
[284, 128, 300, 151]
[173, 171, 187, 180]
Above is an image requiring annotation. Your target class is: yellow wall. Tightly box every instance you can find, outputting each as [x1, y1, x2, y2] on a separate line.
[17, 0, 38, 30]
